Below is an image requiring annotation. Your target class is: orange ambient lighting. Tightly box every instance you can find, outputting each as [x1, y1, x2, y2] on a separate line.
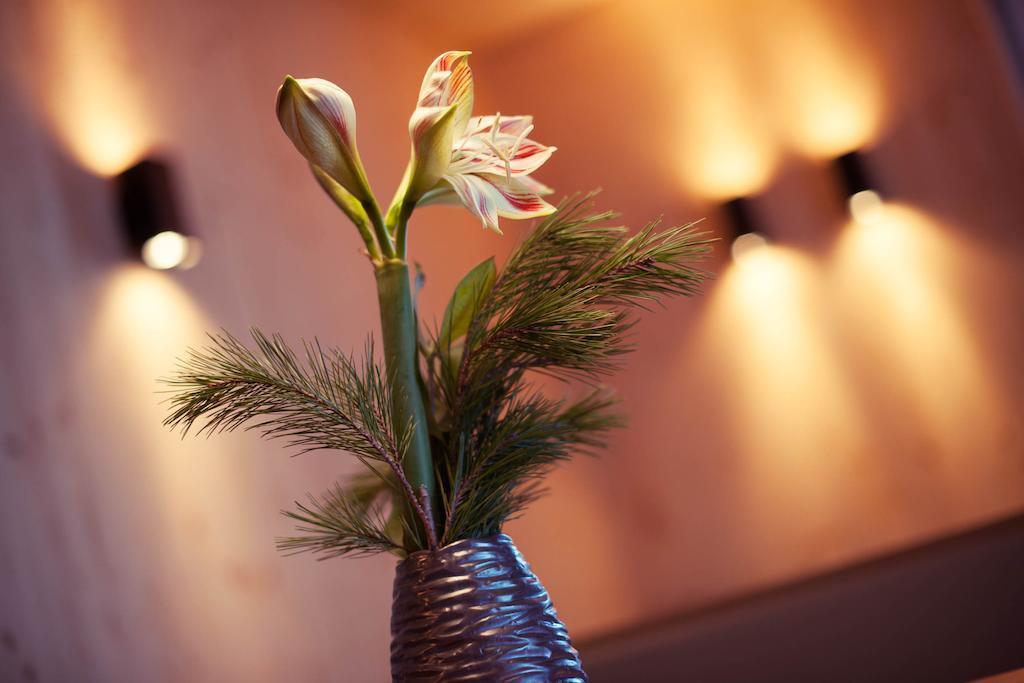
[37, 1, 153, 175]
[757, 0, 883, 157]
[831, 203, 1006, 458]
[701, 245, 864, 516]
[85, 266, 287, 673]
[650, 1, 777, 200]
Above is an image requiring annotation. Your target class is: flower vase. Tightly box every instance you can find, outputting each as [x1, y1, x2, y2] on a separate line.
[390, 534, 587, 681]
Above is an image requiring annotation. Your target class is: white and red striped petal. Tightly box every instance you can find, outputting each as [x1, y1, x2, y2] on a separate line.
[296, 78, 358, 145]
[416, 185, 460, 207]
[508, 140, 556, 176]
[516, 174, 555, 196]
[442, 173, 555, 233]
[417, 51, 473, 138]
[466, 138, 557, 176]
[403, 52, 477, 203]
[395, 53, 556, 233]
[466, 114, 534, 138]
[454, 136, 556, 178]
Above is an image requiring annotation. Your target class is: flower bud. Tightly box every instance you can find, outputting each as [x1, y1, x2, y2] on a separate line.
[276, 76, 372, 202]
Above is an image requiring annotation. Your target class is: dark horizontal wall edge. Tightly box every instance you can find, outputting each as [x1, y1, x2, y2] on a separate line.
[579, 509, 1024, 683]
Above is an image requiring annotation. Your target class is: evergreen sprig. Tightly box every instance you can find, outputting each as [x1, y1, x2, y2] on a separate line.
[278, 480, 405, 559]
[440, 389, 624, 542]
[163, 196, 712, 558]
[470, 193, 710, 380]
[162, 330, 435, 554]
[428, 193, 713, 541]
[164, 331, 401, 459]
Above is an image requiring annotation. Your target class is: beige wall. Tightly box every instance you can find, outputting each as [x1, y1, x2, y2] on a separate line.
[1, 0, 1022, 680]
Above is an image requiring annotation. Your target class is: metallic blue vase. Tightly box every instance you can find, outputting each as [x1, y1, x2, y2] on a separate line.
[390, 534, 587, 682]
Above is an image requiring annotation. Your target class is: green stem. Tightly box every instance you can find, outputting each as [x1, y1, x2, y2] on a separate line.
[364, 199, 396, 260]
[353, 219, 383, 263]
[394, 200, 416, 259]
[375, 261, 437, 548]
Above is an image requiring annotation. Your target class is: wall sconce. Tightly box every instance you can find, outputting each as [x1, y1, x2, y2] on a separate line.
[115, 158, 200, 270]
[835, 150, 884, 225]
[724, 196, 768, 262]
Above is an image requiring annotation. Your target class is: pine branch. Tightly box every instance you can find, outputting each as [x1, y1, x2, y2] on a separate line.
[277, 481, 405, 559]
[470, 193, 712, 382]
[163, 330, 399, 459]
[427, 194, 713, 540]
[161, 329, 437, 551]
[163, 195, 713, 557]
[441, 389, 623, 542]
[444, 195, 712, 431]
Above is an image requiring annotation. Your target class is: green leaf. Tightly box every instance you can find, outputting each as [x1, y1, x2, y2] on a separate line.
[438, 257, 496, 355]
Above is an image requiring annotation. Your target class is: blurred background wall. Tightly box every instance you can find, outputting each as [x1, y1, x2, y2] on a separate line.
[0, 0, 1022, 680]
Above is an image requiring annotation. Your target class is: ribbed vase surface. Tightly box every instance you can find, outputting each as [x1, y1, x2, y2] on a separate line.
[390, 534, 586, 682]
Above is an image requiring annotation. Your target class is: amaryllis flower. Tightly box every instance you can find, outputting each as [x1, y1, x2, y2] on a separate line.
[398, 51, 556, 233]
[276, 76, 373, 204]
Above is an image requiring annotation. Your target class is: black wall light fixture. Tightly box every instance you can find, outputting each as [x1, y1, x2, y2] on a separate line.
[115, 158, 200, 270]
[724, 196, 768, 262]
[834, 150, 884, 225]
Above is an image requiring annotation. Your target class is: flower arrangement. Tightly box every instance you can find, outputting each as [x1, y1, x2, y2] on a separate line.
[164, 51, 711, 678]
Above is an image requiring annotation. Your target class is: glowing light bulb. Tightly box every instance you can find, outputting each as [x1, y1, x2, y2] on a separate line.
[731, 232, 769, 262]
[849, 189, 884, 225]
[141, 231, 192, 270]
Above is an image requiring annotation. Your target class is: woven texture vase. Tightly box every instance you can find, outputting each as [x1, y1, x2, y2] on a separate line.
[390, 533, 587, 682]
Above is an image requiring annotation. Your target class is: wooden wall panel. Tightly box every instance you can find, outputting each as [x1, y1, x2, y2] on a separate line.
[0, 0, 1021, 680]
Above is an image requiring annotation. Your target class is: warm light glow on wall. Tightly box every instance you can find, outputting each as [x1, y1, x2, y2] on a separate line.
[683, 203, 1014, 551]
[84, 266, 286, 674]
[701, 246, 864, 520]
[86, 265, 234, 531]
[831, 204, 1007, 461]
[648, 1, 777, 200]
[758, 0, 883, 157]
[784, 80, 880, 158]
[633, 0, 881, 197]
[688, 133, 775, 201]
[38, 0, 154, 174]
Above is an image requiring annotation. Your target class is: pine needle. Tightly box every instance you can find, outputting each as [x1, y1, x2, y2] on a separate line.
[161, 330, 430, 553]
[162, 194, 713, 558]
[426, 193, 714, 542]
[278, 481, 406, 559]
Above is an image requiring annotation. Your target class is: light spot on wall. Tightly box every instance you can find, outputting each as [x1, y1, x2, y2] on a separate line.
[83, 265, 286, 678]
[831, 204, 1008, 470]
[731, 232, 770, 263]
[755, 0, 883, 157]
[37, 0, 153, 175]
[673, 47, 776, 200]
[700, 246, 864, 527]
[628, 0, 882, 197]
[625, 0, 778, 200]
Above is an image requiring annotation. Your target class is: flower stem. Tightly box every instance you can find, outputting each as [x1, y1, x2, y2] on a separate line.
[375, 261, 438, 548]
[394, 200, 416, 259]
[364, 199, 396, 260]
